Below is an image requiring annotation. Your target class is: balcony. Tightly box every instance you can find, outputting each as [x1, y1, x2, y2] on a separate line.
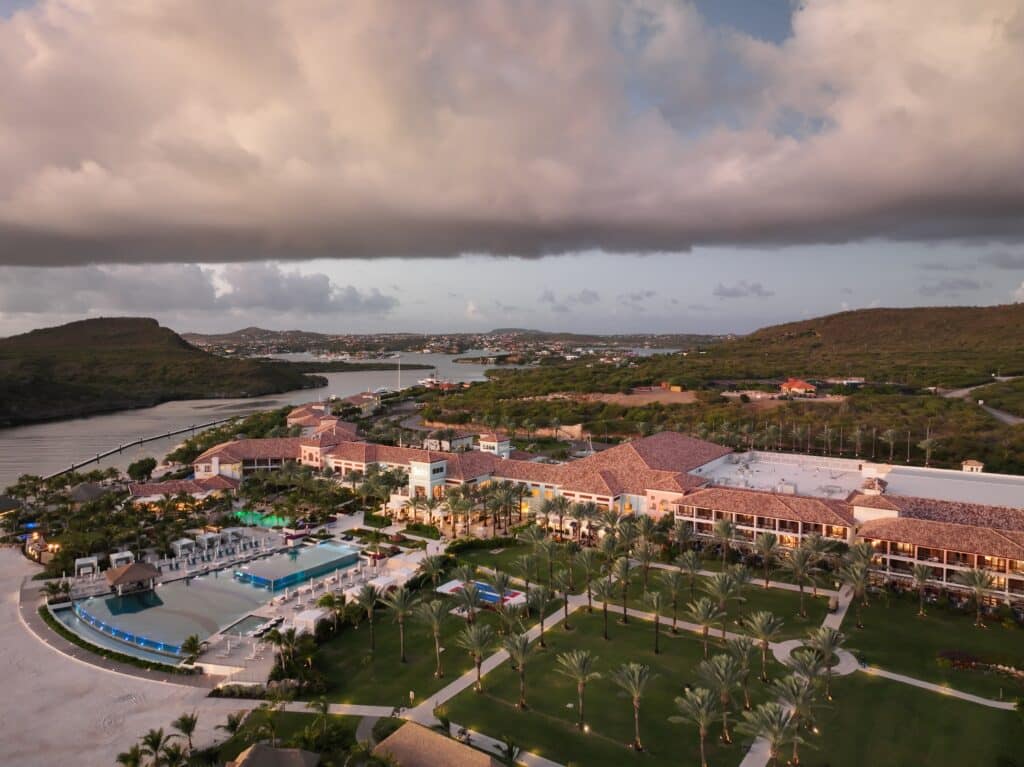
[945, 553, 973, 568]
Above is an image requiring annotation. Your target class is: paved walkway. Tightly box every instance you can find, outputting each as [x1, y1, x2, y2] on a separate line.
[649, 560, 840, 597]
[857, 666, 1017, 710]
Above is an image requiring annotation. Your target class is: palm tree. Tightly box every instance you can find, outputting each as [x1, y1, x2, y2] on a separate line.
[575, 548, 601, 612]
[613, 556, 633, 624]
[457, 623, 495, 692]
[513, 553, 537, 594]
[216, 711, 245, 738]
[687, 597, 725, 657]
[180, 634, 202, 664]
[800, 533, 836, 597]
[317, 592, 346, 632]
[591, 578, 616, 640]
[381, 587, 420, 663]
[955, 568, 995, 627]
[541, 495, 571, 538]
[772, 673, 818, 765]
[696, 654, 742, 744]
[672, 519, 694, 556]
[782, 548, 819, 618]
[610, 663, 655, 752]
[753, 533, 780, 588]
[737, 702, 799, 767]
[171, 711, 198, 753]
[552, 569, 574, 631]
[911, 563, 932, 617]
[306, 696, 331, 737]
[712, 518, 736, 567]
[635, 540, 658, 593]
[670, 687, 719, 767]
[805, 626, 845, 701]
[454, 582, 481, 625]
[354, 584, 381, 651]
[502, 633, 534, 708]
[646, 590, 664, 654]
[659, 569, 686, 633]
[676, 550, 703, 602]
[161, 743, 188, 767]
[116, 744, 144, 767]
[415, 599, 450, 678]
[703, 570, 744, 638]
[418, 554, 447, 589]
[139, 728, 175, 765]
[727, 636, 756, 710]
[838, 559, 870, 628]
[528, 585, 557, 647]
[880, 428, 897, 462]
[556, 649, 601, 730]
[743, 610, 785, 682]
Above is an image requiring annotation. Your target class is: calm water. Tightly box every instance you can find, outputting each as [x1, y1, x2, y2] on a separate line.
[0, 352, 492, 488]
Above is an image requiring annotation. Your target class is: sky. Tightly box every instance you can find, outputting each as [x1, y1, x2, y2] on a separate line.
[0, 0, 1023, 337]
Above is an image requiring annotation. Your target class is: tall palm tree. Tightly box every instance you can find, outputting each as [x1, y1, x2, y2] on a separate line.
[676, 550, 703, 602]
[880, 428, 897, 463]
[591, 578, 616, 640]
[772, 673, 818, 765]
[703, 571, 743, 638]
[180, 634, 203, 664]
[955, 568, 995, 628]
[646, 590, 664, 654]
[354, 584, 381, 651]
[454, 582, 481, 625]
[161, 743, 188, 767]
[911, 563, 932, 617]
[800, 533, 836, 597]
[727, 636, 756, 710]
[528, 585, 558, 647]
[381, 586, 421, 663]
[635, 540, 658, 593]
[513, 553, 537, 594]
[743, 610, 786, 682]
[556, 649, 601, 730]
[542, 495, 571, 538]
[502, 633, 534, 709]
[216, 712, 245, 738]
[753, 533, 780, 588]
[489, 570, 513, 608]
[610, 663, 655, 752]
[575, 548, 602, 613]
[782, 548, 819, 618]
[418, 554, 447, 589]
[805, 626, 845, 701]
[457, 623, 495, 693]
[415, 598, 450, 678]
[317, 592, 346, 632]
[613, 556, 633, 624]
[116, 744, 144, 767]
[670, 687, 719, 767]
[687, 597, 726, 658]
[171, 711, 198, 754]
[712, 518, 736, 567]
[696, 654, 742, 744]
[737, 702, 800, 767]
[552, 569, 574, 631]
[838, 559, 870, 628]
[659, 569, 686, 633]
[672, 519, 694, 556]
[306, 696, 331, 737]
[139, 728, 175, 765]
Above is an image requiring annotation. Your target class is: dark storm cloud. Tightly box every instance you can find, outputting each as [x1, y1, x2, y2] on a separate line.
[980, 252, 1024, 270]
[0, 1, 1022, 267]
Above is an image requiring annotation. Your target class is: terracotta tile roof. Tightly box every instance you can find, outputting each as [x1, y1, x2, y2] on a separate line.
[444, 451, 499, 481]
[859, 516, 1024, 560]
[882, 494, 1024, 532]
[300, 424, 360, 448]
[491, 459, 564, 485]
[594, 432, 732, 474]
[129, 476, 239, 498]
[228, 743, 320, 767]
[195, 438, 302, 463]
[681, 486, 854, 526]
[847, 492, 900, 511]
[373, 723, 500, 767]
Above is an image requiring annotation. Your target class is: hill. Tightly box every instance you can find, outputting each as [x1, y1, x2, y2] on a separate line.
[0, 317, 326, 426]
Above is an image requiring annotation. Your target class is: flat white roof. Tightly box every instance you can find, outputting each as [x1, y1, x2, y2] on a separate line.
[697, 451, 1024, 509]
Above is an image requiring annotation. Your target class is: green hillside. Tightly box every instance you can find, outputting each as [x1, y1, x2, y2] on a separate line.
[0, 317, 325, 426]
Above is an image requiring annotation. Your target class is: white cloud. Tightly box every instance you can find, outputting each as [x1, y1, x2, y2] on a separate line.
[713, 280, 774, 299]
[0, 0, 1022, 266]
[1014, 281, 1024, 302]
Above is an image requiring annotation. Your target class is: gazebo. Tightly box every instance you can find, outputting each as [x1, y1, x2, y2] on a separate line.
[109, 550, 135, 568]
[105, 562, 161, 596]
[74, 556, 99, 577]
[171, 538, 196, 559]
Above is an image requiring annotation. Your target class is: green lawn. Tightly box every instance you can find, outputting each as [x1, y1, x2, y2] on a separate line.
[314, 601, 510, 707]
[444, 611, 783, 767]
[806, 673, 1024, 767]
[457, 540, 587, 590]
[844, 593, 1024, 700]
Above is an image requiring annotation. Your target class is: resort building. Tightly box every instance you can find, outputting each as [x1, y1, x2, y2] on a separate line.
[423, 430, 475, 452]
[128, 475, 239, 505]
[780, 377, 817, 395]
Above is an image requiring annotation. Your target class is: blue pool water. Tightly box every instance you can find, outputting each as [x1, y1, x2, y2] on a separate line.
[63, 541, 360, 659]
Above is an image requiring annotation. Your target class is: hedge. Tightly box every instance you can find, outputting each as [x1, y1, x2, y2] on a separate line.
[446, 536, 519, 554]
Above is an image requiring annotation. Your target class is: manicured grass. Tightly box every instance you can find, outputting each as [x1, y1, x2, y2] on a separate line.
[806, 673, 1024, 767]
[445, 611, 783, 767]
[314, 601, 507, 707]
[844, 593, 1024, 699]
[457, 541, 587, 590]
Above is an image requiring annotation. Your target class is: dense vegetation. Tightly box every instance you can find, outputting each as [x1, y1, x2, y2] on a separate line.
[972, 377, 1024, 418]
[165, 407, 295, 464]
[0, 317, 327, 426]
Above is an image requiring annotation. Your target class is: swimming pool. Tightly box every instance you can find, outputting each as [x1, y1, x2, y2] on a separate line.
[64, 541, 360, 659]
[236, 509, 291, 527]
[436, 579, 526, 607]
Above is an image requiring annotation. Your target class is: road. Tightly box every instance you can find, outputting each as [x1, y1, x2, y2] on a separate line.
[941, 376, 1023, 426]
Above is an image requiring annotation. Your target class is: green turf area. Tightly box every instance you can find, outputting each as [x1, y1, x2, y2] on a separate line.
[444, 611, 784, 767]
[805, 673, 1024, 767]
[844, 593, 1024, 700]
[313, 601, 511, 707]
[215, 711, 359, 762]
[456, 540, 586, 589]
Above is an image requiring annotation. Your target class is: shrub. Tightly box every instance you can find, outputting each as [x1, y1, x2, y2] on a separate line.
[446, 536, 519, 554]
[372, 717, 405, 743]
[363, 512, 390, 528]
[404, 522, 442, 540]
